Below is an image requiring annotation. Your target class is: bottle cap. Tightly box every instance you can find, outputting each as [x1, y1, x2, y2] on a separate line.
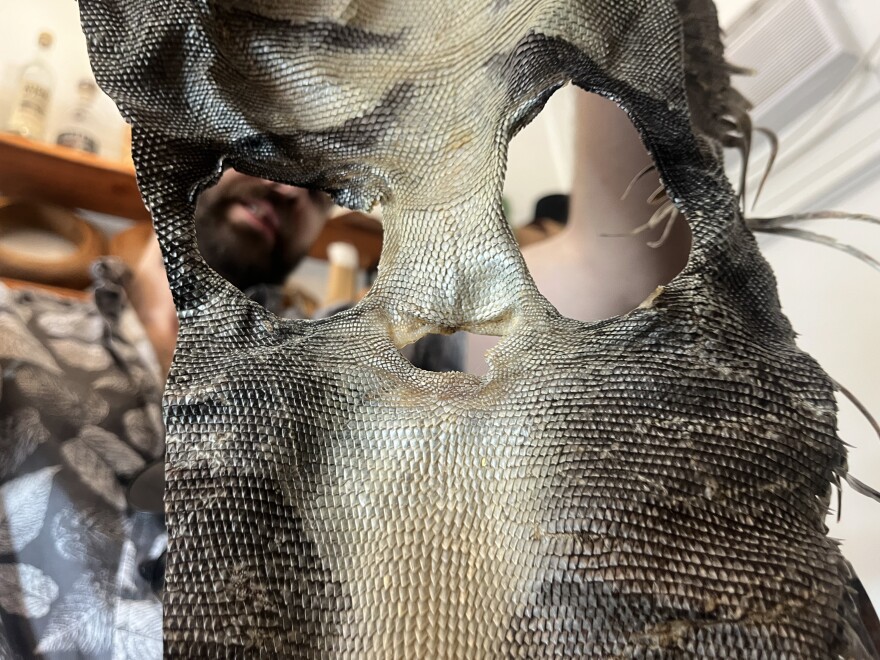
[38, 32, 53, 49]
[78, 79, 98, 97]
[327, 242, 359, 269]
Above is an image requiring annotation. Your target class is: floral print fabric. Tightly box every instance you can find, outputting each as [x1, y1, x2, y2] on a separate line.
[0, 260, 164, 659]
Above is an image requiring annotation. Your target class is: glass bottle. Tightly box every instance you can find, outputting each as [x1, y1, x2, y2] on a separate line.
[56, 79, 103, 155]
[323, 241, 360, 308]
[6, 32, 54, 141]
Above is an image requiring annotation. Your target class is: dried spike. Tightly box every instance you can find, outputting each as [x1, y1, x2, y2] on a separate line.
[830, 376, 880, 512]
[620, 164, 656, 201]
[724, 62, 757, 77]
[647, 184, 666, 205]
[752, 227, 880, 274]
[748, 211, 880, 230]
[719, 110, 753, 211]
[729, 88, 754, 114]
[832, 378, 880, 442]
[737, 111, 753, 210]
[845, 474, 880, 504]
[718, 117, 739, 133]
[750, 127, 779, 211]
[647, 206, 679, 249]
[622, 201, 677, 239]
[720, 133, 744, 148]
[832, 471, 843, 522]
[600, 201, 676, 240]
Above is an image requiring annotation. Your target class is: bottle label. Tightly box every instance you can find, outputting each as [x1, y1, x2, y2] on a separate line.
[57, 131, 99, 154]
[20, 82, 50, 111]
[7, 82, 50, 138]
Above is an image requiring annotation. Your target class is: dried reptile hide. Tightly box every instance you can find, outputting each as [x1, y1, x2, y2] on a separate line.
[79, 0, 877, 656]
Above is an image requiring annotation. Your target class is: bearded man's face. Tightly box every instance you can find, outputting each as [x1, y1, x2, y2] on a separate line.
[194, 169, 332, 291]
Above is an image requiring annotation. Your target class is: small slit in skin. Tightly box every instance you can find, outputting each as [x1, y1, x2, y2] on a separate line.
[400, 330, 487, 376]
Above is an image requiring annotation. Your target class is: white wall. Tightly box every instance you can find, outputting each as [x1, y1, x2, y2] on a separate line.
[503, 86, 577, 226]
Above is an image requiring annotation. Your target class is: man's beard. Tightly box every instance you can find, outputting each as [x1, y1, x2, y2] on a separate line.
[194, 196, 305, 293]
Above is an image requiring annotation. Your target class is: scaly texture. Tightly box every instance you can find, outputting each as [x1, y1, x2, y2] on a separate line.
[79, 0, 875, 656]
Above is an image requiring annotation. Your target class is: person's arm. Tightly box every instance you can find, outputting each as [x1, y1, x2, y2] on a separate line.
[466, 89, 692, 375]
[127, 235, 178, 377]
[524, 90, 691, 321]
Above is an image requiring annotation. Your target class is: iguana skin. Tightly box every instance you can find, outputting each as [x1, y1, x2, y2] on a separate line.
[79, 0, 876, 656]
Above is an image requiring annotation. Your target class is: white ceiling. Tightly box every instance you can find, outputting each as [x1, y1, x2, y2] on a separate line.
[713, 0, 755, 27]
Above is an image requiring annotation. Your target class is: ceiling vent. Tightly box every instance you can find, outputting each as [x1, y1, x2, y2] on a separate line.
[723, 0, 861, 131]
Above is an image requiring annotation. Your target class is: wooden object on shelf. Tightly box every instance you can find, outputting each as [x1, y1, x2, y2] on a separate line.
[309, 211, 383, 270]
[0, 133, 150, 221]
[323, 242, 359, 308]
[0, 198, 107, 289]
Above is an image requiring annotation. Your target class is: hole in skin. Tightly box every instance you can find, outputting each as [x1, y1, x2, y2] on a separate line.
[463, 87, 692, 375]
[193, 168, 336, 300]
[127, 167, 376, 374]
[397, 330, 490, 376]
[192, 168, 390, 322]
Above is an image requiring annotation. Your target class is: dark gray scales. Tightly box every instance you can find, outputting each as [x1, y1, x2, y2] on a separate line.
[79, 0, 877, 656]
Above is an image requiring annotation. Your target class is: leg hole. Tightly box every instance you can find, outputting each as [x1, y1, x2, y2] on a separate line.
[504, 88, 691, 322]
[462, 88, 693, 373]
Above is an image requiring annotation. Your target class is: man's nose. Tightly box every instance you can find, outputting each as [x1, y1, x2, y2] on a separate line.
[262, 180, 307, 201]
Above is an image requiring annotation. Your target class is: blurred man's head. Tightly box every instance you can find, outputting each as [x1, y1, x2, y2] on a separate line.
[194, 168, 332, 291]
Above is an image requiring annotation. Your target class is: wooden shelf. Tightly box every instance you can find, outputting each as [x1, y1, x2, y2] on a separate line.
[0, 133, 150, 221]
[1, 276, 89, 300]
